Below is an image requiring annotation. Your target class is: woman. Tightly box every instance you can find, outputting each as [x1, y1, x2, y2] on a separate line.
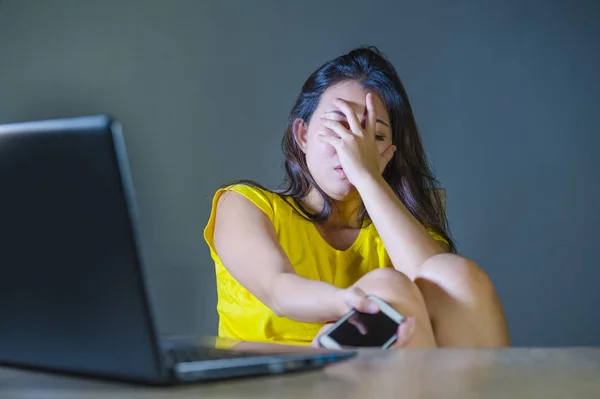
[204, 46, 510, 348]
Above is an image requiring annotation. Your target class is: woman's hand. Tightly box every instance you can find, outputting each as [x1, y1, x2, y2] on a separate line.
[318, 93, 396, 187]
[311, 316, 417, 349]
[338, 286, 380, 315]
[310, 285, 417, 349]
[390, 316, 417, 348]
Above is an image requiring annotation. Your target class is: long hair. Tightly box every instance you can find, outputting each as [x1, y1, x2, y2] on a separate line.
[229, 45, 455, 252]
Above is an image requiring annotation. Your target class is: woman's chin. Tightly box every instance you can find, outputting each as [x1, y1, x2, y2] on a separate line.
[325, 181, 358, 201]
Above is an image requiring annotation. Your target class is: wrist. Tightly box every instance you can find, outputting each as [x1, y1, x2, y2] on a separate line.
[353, 172, 386, 194]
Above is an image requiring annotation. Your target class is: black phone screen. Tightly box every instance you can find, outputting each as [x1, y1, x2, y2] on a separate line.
[327, 310, 400, 347]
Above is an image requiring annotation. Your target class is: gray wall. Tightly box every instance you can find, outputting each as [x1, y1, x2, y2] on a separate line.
[1, 0, 598, 346]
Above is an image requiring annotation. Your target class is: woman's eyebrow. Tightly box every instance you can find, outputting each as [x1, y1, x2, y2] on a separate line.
[324, 110, 390, 127]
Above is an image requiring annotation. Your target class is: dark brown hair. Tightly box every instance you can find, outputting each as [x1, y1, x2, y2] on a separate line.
[229, 45, 455, 252]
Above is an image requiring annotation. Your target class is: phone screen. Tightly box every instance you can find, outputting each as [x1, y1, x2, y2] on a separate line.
[326, 310, 400, 347]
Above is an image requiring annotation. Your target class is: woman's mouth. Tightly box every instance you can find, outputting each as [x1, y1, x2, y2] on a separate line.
[334, 166, 347, 178]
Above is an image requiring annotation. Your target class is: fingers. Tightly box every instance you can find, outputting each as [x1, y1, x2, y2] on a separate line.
[347, 314, 368, 335]
[392, 316, 417, 348]
[326, 95, 378, 139]
[366, 93, 377, 136]
[333, 98, 363, 135]
[320, 118, 352, 139]
[345, 287, 379, 314]
[317, 132, 340, 148]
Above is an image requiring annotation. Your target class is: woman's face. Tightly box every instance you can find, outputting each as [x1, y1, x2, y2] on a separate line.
[294, 80, 393, 200]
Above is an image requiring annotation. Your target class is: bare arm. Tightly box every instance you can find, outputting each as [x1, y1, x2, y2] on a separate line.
[212, 191, 347, 323]
[316, 95, 449, 280]
[355, 175, 448, 280]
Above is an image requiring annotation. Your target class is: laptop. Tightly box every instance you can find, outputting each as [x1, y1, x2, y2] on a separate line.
[0, 114, 356, 385]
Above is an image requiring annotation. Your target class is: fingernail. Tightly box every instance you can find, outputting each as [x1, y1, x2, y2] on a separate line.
[368, 303, 379, 313]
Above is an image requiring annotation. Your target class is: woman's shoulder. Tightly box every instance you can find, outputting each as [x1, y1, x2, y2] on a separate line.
[207, 181, 291, 222]
[203, 181, 297, 257]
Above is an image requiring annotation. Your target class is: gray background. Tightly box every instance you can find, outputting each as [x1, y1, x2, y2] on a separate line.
[1, 0, 598, 346]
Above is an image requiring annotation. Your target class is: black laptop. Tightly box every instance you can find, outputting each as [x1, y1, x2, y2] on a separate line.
[0, 115, 355, 385]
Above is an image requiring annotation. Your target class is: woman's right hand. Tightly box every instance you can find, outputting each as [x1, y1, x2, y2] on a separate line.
[337, 286, 380, 316]
[311, 315, 417, 348]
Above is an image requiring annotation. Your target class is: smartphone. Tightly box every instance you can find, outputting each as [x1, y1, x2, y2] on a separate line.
[317, 295, 405, 349]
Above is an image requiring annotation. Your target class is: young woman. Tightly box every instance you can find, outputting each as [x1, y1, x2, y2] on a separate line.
[204, 46, 510, 348]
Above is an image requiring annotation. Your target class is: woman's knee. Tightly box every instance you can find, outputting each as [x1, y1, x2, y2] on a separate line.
[418, 253, 496, 299]
[415, 253, 510, 347]
[416, 254, 501, 321]
[354, 268, 427, 310]
[355, 267, 437, 348]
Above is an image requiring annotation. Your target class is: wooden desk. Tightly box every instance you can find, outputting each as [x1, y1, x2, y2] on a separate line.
[2, 348, 599, 398]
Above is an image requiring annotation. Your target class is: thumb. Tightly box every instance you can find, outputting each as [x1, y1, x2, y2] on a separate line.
[392, 316, 417, 348]
[345, 287, 379, 314]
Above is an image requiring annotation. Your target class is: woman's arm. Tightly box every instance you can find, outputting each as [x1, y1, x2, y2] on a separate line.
[317, 95, 448, 280]
[355, 175, 448, 280]
[212, 191, 375, 323]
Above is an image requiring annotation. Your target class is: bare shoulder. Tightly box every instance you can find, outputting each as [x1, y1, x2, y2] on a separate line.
[210, 188, 293, 295]
[212, 189, 277, 254]
[214, 189, 270, 224]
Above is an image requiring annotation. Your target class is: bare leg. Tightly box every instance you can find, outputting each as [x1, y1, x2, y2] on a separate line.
[415, 253, 511, 348]
[313, 268, 437, 348]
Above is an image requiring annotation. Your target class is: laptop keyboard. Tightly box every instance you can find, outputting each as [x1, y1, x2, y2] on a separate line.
[167, 346, 260, 363]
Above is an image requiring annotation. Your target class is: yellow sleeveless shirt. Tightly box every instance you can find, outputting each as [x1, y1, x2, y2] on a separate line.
[203, 183, 447, 346]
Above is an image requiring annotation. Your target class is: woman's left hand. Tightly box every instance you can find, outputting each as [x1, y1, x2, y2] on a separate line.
[310, 316, 417, 349]
[318, 93, 396, 187]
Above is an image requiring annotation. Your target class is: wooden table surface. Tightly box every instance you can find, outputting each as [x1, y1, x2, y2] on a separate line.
[2, 347, 600, 398]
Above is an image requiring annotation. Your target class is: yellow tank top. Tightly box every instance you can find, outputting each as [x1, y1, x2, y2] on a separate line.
[203, 183, 447, 346]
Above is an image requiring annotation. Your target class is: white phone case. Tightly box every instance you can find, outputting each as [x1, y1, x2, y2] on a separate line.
[318, 295, 405, 349]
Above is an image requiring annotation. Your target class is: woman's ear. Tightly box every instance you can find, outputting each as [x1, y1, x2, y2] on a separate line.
[292, 118, 308, 153]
